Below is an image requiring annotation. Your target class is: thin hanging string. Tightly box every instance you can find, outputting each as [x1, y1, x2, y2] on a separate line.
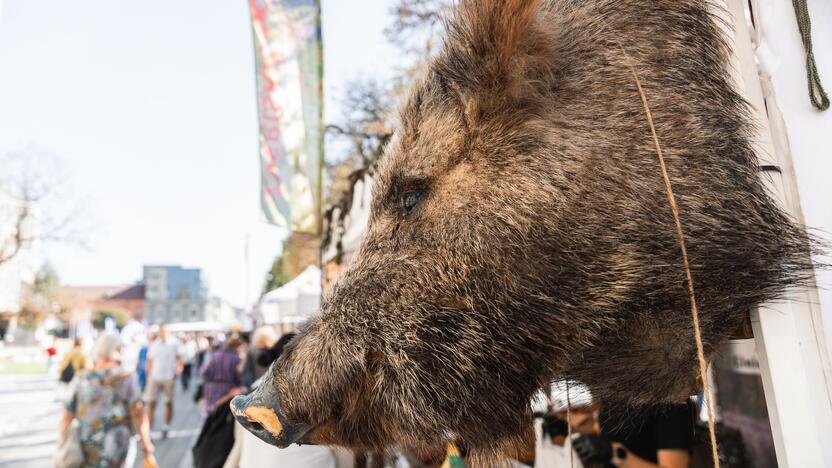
[792, 0, 829, 110]
[566, 381, 574, 468]
[626, 64, 721, 468]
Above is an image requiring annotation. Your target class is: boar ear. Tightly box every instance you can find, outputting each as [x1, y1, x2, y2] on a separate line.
[437, 0, 549, 95]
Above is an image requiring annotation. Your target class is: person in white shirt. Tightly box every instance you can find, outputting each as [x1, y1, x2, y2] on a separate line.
[145, 324, 182, 437]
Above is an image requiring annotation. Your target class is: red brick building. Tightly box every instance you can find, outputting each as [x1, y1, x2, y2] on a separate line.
[93, 284, 146, 321]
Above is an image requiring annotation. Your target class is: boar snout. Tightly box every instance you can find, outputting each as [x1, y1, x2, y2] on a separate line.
[230, 386, 314, 448]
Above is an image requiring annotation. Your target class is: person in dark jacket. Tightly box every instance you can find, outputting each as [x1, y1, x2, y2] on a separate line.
[240, 326, 277, 389]
[255, 332, 297, 371]
[573, 402, 695, 468]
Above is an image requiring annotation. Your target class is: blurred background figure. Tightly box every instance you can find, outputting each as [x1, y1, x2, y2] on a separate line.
[120, 318, 147, 377]
[241, 326, 277, 389]
[45, 336, 58, 378]
[197, 335, 215, 372]
[201, 336, 244, 411]
[181, 334, 198, 391]
[532, 389, 695, 468]
[58, 338, 87, 385]
[137, 329, 156, 393]
[571, 402, 694, 468]
[145, 324, 182, 438]
[193, 336, 245, 468]
[58, 334, 155, 467]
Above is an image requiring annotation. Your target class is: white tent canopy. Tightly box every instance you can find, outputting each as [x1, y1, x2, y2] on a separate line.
[259, 266, 321, 325]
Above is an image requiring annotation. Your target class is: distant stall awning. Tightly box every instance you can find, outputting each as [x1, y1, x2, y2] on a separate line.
[164, 321, 225, 333]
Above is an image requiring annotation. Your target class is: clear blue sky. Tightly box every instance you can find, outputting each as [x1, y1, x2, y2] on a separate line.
[0, 0, 402, 307]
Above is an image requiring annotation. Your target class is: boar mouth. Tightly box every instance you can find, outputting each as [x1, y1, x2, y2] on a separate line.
[230, 393, 316, 448]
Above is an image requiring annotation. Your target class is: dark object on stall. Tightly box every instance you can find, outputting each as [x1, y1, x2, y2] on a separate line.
[573, 434, 613, 467]
[192, 400, 236, 468]
[600, 402, 695, 464]
[541, 414, 569, 439]
[691, 422, 749, 468]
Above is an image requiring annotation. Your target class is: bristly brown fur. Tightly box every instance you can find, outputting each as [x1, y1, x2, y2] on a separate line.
[253, 0, 819, 459]
[457, 0, 544, 71]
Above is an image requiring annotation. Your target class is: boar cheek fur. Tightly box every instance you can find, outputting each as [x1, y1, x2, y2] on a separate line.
[268, 0, 816, 455]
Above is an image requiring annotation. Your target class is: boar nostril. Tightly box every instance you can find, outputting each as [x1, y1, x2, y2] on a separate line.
[231, 394, 314, 447]
[241, 405, 285, 438]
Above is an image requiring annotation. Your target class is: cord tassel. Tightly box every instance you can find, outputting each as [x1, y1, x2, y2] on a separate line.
[627, 62, 721, 468]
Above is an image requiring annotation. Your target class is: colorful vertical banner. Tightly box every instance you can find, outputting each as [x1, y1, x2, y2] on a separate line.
[250, 0, 323, 233]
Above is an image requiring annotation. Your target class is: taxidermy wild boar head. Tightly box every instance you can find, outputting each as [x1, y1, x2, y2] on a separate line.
[232, 0, 813, 457]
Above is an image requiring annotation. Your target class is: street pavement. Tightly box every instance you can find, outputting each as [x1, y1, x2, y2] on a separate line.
[0, 371, 204, 468]
[0, 374, 63, 467]
[141, 376, 203, 468]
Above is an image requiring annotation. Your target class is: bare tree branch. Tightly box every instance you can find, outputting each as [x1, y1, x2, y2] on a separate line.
[0, 204, 33, 264]
[0, 144, 89, 266]
[385, 0, 450, 57]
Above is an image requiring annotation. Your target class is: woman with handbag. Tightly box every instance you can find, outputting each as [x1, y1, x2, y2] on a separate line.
[57, 334, 156, 468]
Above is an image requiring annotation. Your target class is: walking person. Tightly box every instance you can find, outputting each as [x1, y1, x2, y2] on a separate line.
[200, 336, 244, 411]
[58, 338, 87, 386]
[58, 334, 155, 468]
[192, 337, 244, 468]
[180, 334, 197, 391]
[145, 324, 182, 438]
[136, 330, 154, 393]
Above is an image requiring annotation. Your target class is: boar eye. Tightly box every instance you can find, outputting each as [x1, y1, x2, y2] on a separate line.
[401, 190, 426, 217]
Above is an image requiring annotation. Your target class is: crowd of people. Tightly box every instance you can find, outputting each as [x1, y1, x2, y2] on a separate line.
[52, 324, 348, 468]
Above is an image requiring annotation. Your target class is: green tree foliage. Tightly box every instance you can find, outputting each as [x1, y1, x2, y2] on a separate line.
[262, 232, 321, 295]
[263, 254, 288, 294]
[91, 307, 131, 330]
